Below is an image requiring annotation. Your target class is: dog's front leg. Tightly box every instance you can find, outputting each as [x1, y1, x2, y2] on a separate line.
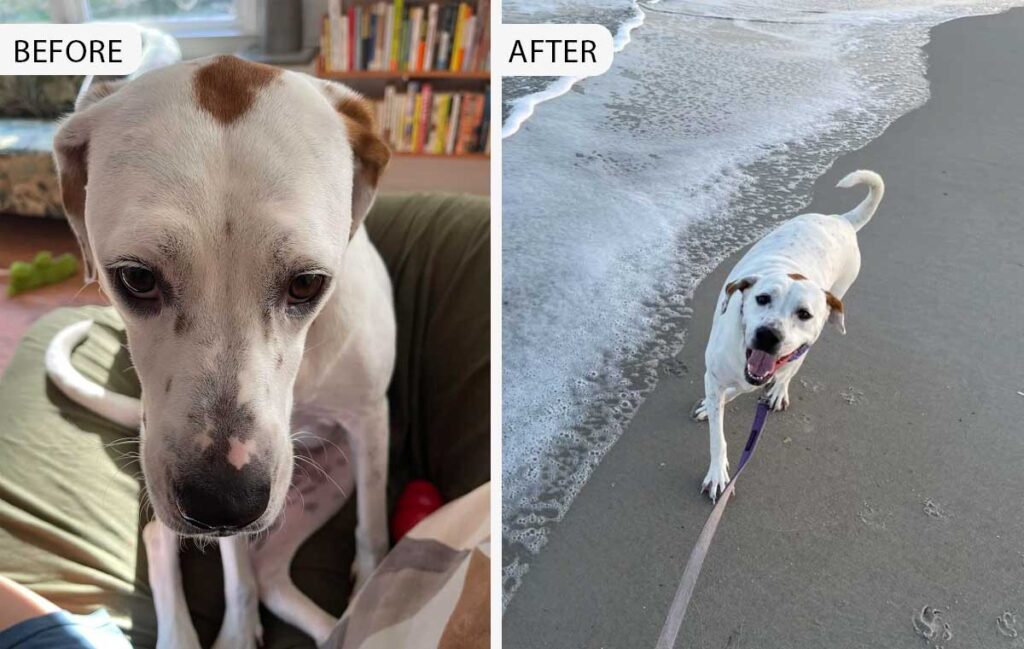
[212, 535, 262, 649]
[342, 398, 391, 593]
[764, 358, 805, 412]
[143, 521, 201, 649]
[700, 373, 731, 502]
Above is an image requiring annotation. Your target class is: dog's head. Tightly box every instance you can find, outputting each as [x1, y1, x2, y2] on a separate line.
[725, 272, 844, 386]
[53, 56, 389, 536]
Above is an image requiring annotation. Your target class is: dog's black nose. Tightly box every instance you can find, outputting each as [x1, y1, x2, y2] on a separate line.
[174, 463, 270, 532]
[752, 326, 782, 354]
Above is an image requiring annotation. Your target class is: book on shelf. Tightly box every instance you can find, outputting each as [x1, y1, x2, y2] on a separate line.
[374, 84, 489, 156]
[320, 0, 490, 74]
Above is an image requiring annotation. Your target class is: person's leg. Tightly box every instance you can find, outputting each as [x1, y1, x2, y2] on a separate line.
[0, 575, 59, 632]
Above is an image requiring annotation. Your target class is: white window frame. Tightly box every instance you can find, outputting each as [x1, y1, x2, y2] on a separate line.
[48, 0, 260, 38]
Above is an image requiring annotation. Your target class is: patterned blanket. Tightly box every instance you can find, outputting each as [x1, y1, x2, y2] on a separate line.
[325, 483, 490, 649]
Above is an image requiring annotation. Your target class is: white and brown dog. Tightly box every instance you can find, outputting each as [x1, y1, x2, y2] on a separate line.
[695, 170, 884, 501]
[45, 56, 395, 647]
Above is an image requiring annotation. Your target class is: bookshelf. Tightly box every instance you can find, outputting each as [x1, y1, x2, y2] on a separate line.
[318, 0, 490, 193]
[316, 61, 490, 81]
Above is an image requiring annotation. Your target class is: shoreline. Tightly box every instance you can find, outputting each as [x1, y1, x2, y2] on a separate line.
[505, 6, 1024, 647]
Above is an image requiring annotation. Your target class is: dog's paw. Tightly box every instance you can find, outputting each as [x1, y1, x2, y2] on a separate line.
[701, 461, 731, 503]
[765, 381, 790, 412]
[691, 398, 708, 422]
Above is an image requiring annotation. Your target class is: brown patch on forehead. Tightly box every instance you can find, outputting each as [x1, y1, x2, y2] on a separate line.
[193, 56, 281, 125]
[335, 96, 390, 186]
[788, 273, 808, 281]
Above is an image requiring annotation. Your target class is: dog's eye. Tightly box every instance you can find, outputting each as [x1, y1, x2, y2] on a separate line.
[796, 308, 812, 321]
[117, 266, 158, 299]
[287, 273, 326, 305]
[755, 294, 771, 306]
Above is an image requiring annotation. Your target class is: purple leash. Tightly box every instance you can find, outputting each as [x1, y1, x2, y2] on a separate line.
[655, 344, 808, 649]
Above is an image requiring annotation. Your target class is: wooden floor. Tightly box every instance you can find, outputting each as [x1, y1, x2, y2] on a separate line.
[0, 216, 106, 374]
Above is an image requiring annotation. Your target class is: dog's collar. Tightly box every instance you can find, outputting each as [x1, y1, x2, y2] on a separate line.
[776, 343, 810, 366]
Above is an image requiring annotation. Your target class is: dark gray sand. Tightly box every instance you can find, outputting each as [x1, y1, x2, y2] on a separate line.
[504, 8, 1024, 648]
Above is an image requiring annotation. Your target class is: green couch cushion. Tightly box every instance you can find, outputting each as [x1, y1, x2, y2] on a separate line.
[0, 192, 490, 648]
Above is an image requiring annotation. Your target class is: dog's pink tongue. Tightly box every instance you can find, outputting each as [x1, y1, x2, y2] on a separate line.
[747, 349, 775, 376]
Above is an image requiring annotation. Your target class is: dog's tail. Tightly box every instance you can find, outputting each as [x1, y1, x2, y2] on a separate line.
[836, 169, 884, 231]
[45, 320, 142, 429]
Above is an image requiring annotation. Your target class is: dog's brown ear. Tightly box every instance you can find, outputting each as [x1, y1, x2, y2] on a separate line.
[722, 276, 757, 313]
[314, 80, 391, 238]
[825, 291, 846, 334]
[725, 276, 757, 297]
[52, 80, 130, 284]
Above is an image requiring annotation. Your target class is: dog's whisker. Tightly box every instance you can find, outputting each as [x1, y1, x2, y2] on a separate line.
[292, 432, 349, 464]
[294, 454, 347, 498]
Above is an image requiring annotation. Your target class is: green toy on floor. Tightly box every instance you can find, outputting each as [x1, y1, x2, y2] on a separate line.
[2, 252, 79, 297]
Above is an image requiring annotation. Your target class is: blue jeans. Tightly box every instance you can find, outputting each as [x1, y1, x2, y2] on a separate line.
[0, 609, 130, 649]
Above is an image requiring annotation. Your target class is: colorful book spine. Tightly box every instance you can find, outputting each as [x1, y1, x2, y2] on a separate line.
[446, 92, 461, 154]
[430, 93, 450, 153]
[455, 92, 483, 153]
[390, 0, 403, 71]
[424, 3, 439, 71]
[478, 85, 490, 152]
[402, 81, 418, 151]
[417, 84, 433, 152]
[348, 8, 356, 71]
[461, 15, 476, 72]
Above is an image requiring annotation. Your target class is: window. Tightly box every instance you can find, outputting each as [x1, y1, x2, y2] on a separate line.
[3, 1, 259, 37]
[1, 1, 54, 23]
[90, 0, 237, 22]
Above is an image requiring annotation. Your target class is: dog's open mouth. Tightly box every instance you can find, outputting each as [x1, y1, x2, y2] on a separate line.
[745, 348, 779, 386]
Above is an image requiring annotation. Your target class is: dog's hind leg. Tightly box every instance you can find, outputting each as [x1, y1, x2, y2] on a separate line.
[700, 374, 731, 502]
[339, 398, 390, 593]
[143, 521, 201, 649]
[212, 536, 262, 649]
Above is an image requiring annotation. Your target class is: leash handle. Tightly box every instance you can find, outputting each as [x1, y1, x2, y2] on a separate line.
[655, 400, 773, 649]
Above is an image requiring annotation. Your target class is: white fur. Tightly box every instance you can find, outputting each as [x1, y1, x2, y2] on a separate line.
[46, 57, 395, 646]
[696, 170, 883, 501]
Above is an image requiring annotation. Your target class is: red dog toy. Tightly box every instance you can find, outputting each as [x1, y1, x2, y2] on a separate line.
[391, 480, 444, 541]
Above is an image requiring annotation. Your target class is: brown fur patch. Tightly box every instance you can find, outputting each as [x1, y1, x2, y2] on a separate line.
[788, 273, 808, 281]
[59, 142, 88, 220]
[825, 291, 844, 313]
[193, 56, 281, 125]
[725, 277, 755, 296]
[335, 96, 391, 187]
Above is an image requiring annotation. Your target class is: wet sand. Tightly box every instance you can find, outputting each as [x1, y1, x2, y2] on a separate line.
[504, 7, 1024, 647]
